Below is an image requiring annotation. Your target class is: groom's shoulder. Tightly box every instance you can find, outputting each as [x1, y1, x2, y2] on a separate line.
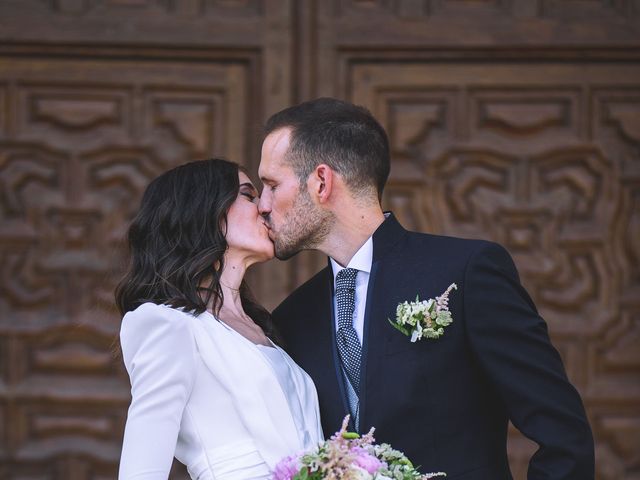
[402, 229, 490, 255]
[401, 230, 517, 275]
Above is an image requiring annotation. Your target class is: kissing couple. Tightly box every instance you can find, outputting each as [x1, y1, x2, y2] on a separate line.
[116, 98, 594, 480]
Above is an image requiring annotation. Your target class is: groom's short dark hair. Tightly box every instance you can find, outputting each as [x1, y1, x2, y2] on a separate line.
[264, 97, 390, 201]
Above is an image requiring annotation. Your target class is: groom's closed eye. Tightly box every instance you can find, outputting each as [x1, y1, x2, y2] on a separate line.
[261, 179, 276, 190]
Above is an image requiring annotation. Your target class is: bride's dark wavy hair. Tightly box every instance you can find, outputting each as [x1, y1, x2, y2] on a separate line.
[114, 158, 276, 339]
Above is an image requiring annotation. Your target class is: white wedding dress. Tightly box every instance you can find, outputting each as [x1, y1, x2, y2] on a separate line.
[118, 302, 323, 480]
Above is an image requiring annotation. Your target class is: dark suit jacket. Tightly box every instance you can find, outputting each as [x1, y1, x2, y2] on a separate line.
[273, 213, 594, 480]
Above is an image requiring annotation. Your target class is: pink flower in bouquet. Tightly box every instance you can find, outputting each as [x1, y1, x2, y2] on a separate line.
[273, 454, 301, 480]
[351, 446, 385, 474]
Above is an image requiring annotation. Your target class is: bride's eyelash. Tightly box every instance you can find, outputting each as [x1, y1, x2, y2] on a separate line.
[241, 192, 256, 201]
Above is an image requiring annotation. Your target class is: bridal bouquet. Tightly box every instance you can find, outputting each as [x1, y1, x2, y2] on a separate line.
[273, 416, 446, 480]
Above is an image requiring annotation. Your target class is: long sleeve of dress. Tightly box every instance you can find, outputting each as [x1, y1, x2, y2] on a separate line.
[118, 303, 198, 480]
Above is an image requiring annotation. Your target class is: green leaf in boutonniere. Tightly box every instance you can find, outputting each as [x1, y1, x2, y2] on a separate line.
[388, 283, 457, 342]
[388, 318, 411, 336]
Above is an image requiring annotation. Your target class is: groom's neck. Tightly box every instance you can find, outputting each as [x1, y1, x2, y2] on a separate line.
[321, 206, 385, 267]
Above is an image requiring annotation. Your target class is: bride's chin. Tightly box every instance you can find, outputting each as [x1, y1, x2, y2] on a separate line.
[263, 247, 275, 261]
[250, 247, 275, 264]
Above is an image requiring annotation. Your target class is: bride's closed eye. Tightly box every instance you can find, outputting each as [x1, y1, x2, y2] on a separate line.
[240, 190, 260, 204]
[239, 182, 259, 203]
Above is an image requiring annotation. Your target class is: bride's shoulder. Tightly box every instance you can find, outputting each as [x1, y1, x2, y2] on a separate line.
[125, 301, 175, 316]
[124, 301, 199, 318]
[119, 302, 199, 377]
[121, 302, 195, 338]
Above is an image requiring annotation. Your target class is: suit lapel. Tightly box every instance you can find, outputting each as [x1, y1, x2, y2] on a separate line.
[300, 215, 408, 435]
[358, 214, 408, 432]
[357, 259, 379, 432]
[299, 267, 351, 434]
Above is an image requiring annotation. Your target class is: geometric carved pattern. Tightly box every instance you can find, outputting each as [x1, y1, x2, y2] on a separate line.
[335, 0, 637, 18]
[595, 91, 640, 305]
[41, 0, 262, 16]
[334, 0, 511, 17]
[386, 92, 455, 162]
[0, 83, 6, 137]
[0, 58, 247, 320]
[603, 102, 640, 144]
[424, 146, 617, 334]
[334, 0, 636, 18]
[472, 89, 580, 140]
[594, 90, 640, 177]
[619, 185, 640, 295]
[539, 0, 635, 18]
[146, 88, 222, 160]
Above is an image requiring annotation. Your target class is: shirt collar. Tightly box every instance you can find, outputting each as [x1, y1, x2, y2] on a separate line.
[329, 236, 373, 282]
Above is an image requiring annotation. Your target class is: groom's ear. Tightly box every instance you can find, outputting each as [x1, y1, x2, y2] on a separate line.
[309, 164, 334, 204]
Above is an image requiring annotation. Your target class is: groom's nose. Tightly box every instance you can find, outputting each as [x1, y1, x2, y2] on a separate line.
[258, 191, 271, 217]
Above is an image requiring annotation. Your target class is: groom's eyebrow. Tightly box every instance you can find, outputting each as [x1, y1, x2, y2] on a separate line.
[260, 176, 277, 186]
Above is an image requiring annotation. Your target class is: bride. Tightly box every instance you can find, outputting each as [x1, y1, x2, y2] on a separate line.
[115, 159, 323, 479]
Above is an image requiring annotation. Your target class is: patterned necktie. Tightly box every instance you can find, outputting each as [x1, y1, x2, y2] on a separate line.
[335, 268, 362, 398]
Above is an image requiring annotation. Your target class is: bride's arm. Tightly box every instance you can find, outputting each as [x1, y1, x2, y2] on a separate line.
[118, 303, 198, 479]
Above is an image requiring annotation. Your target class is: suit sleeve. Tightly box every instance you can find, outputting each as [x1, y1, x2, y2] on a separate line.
[118, 304, 198, 479]
[463, 242, 594, 480]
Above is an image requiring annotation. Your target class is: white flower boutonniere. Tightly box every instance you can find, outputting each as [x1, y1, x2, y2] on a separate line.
[389, 283, 458, 342]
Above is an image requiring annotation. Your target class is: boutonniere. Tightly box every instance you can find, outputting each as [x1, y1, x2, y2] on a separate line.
[389, 283, 458, 342]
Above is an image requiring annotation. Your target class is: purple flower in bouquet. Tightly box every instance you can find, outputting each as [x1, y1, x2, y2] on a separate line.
[273, 454, 301, 480]
[351, 446, 385, 474]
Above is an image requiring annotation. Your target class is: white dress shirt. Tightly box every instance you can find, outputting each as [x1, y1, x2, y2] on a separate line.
[329, 236, 373, 344]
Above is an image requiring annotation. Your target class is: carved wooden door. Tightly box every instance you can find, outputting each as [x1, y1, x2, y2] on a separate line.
[0, 1, 638, 479]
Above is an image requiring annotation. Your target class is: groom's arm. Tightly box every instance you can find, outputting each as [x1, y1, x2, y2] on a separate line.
[463, 242, 594, 480]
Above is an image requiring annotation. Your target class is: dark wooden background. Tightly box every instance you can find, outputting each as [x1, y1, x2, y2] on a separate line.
[0, 1, 639, 478]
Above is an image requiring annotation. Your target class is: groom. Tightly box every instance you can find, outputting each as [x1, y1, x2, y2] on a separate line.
[258, 98, 594, 479]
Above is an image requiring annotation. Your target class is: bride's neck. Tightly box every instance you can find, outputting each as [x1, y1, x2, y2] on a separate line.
[217, 254, 247, 318]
